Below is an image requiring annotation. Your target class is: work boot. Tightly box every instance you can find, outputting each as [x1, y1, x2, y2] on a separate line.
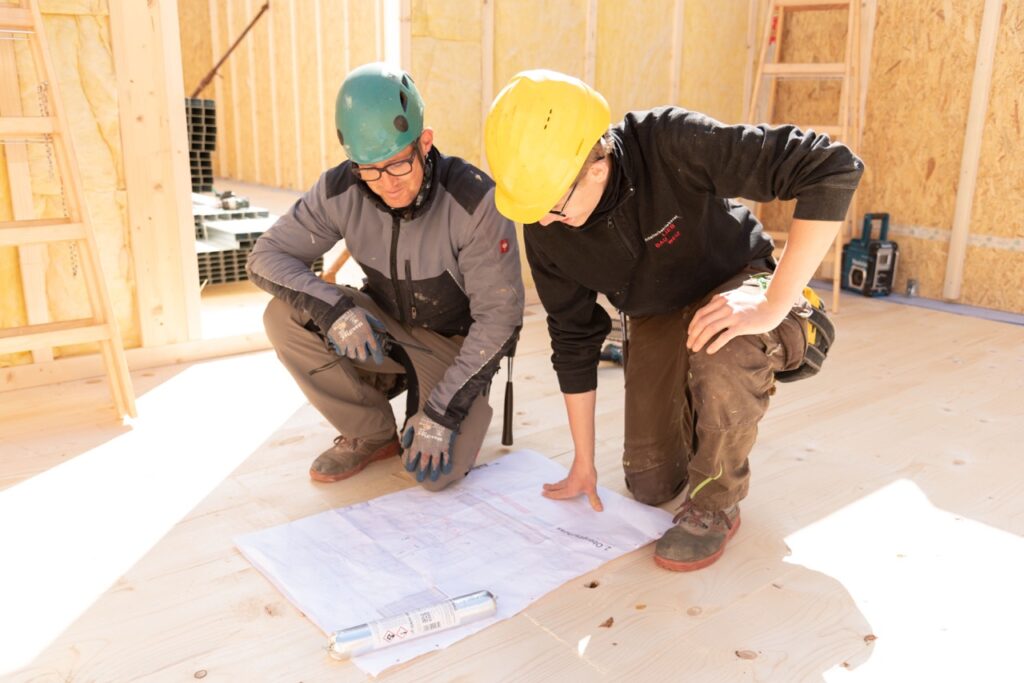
[309, 433, 401, 483]
[653, 497, 741, 572]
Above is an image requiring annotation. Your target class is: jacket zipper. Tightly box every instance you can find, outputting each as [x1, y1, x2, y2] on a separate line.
[405, 259, 417, 320]
[389, 214, 407, 325]
[608, 186, 639, 259]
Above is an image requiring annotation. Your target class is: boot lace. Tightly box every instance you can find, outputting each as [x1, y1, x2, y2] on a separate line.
[672, 498, 734, 533]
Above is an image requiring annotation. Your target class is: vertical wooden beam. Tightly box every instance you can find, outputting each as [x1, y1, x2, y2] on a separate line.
[0, 41, 52, 362]
[747, 0, 774, 122]
[244, 0, 261, 183]
[480, 0, 495, 172]
[313, 0, 327, 169]
[208, 0, 226, 178]
[342, 0, 351, 76]
[288, 0, 304, 188]
[584, 0, 597, 85]
[744, 0, 758, 119]
[109, 0, 201, 346]
[227, 1, 243, 178]
[859, 0, 877, 151]
[267, 2, 281, 187]
[375, 0, 384, 61]
[399, 0, 412, 72]
[943, 0, 1002, 301]
[669, 0, 685, 105]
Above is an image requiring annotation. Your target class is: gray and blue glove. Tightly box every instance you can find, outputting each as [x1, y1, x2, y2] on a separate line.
[327, 306, 385, 365]
[402, 414, 456, 482]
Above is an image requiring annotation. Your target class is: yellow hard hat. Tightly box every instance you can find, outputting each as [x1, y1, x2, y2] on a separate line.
[485, 70, 610, 224]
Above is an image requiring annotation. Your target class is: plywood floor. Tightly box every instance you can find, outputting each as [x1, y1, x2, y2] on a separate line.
[1, 292, 1022, 682]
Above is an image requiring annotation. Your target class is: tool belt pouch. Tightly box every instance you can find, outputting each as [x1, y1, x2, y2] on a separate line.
[774, 290, 836, 383]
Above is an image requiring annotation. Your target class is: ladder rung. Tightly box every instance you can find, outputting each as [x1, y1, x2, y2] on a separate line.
[773, 0, 851, 9]
[0, 218, 86, 246]
[0, 116, 57, 137]
[762, 63, 847, 78]
[0, 7, 34, 31]
[0, 319, 113, 355]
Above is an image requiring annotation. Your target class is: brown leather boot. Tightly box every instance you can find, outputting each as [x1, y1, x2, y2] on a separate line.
[654, 498, 741, 572]
[309, 433, 401, 483]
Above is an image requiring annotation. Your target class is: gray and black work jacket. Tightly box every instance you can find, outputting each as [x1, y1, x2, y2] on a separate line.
[524, 107, 864, 394]
[247, 147, 524, 431]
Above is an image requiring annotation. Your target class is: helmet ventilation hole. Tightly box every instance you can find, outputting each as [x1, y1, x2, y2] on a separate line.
[337, 129, 345, 146]
[399, 90, 409, 112]
[394, 115, 409, 132]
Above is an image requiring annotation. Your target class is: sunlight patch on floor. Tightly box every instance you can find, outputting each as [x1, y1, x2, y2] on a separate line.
[0, 353, 306, 674]
[783, 479, 1023, 681]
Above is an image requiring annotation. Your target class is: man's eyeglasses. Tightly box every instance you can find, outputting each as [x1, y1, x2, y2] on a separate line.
[547, 180, 579, 218]
[547, 155, 604, 219]
[354, 146, 419, 182]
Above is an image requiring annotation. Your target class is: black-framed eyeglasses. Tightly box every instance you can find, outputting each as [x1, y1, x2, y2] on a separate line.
[354, 145, 420, 182]
[548, 180, 579, 218]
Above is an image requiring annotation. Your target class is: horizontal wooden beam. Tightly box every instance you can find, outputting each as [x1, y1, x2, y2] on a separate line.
[0, 219, 84, 246]
[0, 331, 273, 392]
[0, 320, 110, 354]
[0, 7, 33, 31]
[0, 116, 56, 137]
[774, 0, 850, 9]
[762, 62, 846, 78]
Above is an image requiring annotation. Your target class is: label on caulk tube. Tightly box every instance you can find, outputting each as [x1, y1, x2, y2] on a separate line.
[367, 599, 459, 648]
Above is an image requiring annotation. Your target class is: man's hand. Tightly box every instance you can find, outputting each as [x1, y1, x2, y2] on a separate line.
[327, 306, 385, 365]
[543, 459, 604, 511]
[402, 414, 456, 482]
[687, 285, 789, 355]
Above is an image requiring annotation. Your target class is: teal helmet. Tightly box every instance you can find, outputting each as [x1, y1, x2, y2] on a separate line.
[335, 62, 425, 164]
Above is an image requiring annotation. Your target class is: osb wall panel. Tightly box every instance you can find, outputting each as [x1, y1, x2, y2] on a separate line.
[201, 1, 383, 191]
[494, 0, 588, 96]
[177, 0, 211, 96]
[596, 0, 674, 123]
[961, 248, 1024, 312]
[856, 0, 984, 299]
[411, 0, 483, 165]
[772, 8, 845, 126]
[680, 0, 751, 123]
[1, 3, 138, 367]
[961, 1, 1024, 312]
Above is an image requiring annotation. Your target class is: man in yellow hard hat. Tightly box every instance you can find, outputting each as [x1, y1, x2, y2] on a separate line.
[484, 70, 862, 572]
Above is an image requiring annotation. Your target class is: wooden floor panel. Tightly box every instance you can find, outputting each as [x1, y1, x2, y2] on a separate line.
[1, 292, 1022, 681]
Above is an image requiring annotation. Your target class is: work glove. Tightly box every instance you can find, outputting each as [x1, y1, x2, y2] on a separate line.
[401, 413, 456, 482]
[327, 306, 385, 365]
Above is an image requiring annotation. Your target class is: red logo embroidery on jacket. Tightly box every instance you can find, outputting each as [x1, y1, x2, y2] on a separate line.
[646, 215, 682, 249]
[500, 239, 510, 254]
[655, 223, 679, 249]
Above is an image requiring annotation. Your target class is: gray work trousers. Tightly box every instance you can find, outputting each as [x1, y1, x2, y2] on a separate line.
[622, 270, 808, 510]
[263, 286, 493, 491]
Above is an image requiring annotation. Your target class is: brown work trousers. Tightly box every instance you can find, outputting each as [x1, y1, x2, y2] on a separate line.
[263, 286, 493, 491]
[623, 271, 808, 511]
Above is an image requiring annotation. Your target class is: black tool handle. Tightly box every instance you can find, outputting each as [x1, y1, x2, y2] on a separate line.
[501, 354, 514, 446]
[501, 378, 514, 446]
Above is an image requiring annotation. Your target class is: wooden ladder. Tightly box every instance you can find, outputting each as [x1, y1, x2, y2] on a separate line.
[746, 0, 861, 312]
[0, 0, 136, 417]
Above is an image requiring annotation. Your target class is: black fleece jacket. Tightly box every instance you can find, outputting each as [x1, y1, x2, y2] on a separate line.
[524, 107, 864, 394]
